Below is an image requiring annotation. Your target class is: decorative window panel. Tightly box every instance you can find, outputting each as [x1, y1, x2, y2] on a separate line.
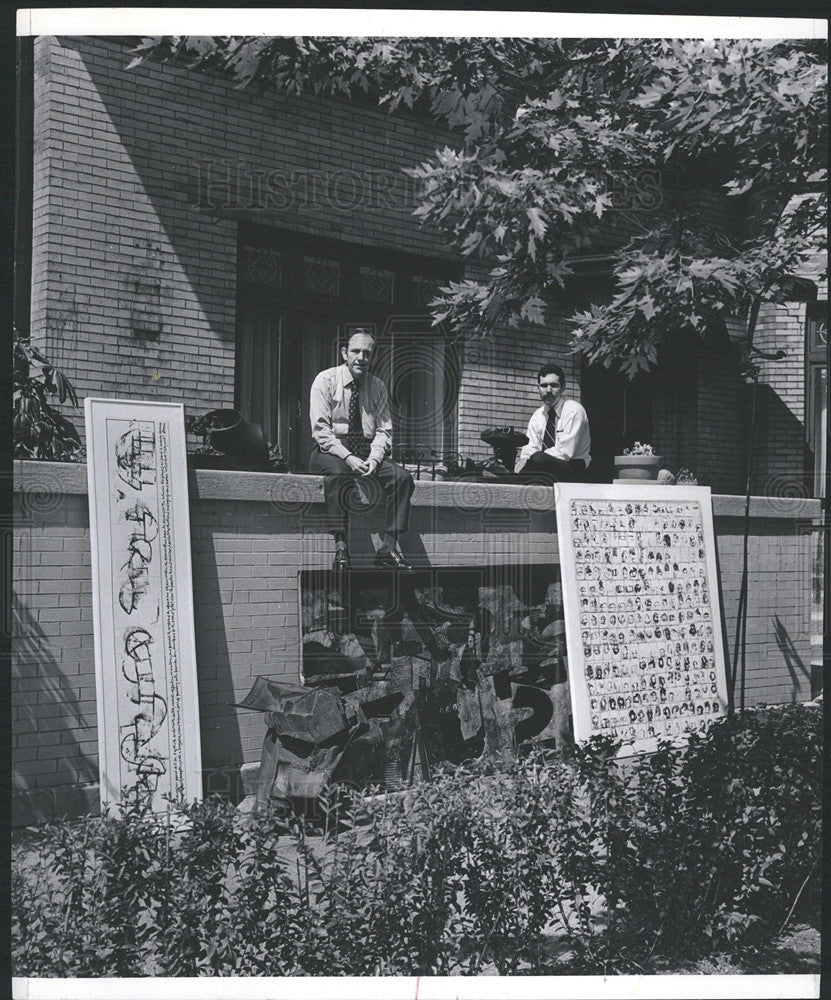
[240, 247, 282, 287]
[806, 302, 827, 357]
[304, 257, 340, 298]
[382, 328, 457, 456]
[411, 274, 439, 307]
[360, 266, 395, 304]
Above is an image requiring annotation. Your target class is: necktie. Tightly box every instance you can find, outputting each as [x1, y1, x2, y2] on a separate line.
[345, 381, 371, 459]
[542, 409, 557, 450]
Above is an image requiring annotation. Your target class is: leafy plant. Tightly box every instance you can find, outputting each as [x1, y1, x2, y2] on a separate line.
[11, 705, 821, 977]
[623, 441, 655, 456]
[13, 329, 82, 461]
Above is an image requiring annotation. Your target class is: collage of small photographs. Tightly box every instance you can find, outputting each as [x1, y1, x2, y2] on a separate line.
[569, 499, 722, 743]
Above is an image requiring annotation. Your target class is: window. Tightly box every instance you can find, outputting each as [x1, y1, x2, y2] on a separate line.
[235, 228, 459, 470]
[806, 302, 827, 498]
[377, 320, 459, 459]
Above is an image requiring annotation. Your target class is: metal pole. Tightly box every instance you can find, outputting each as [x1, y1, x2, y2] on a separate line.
[729, 298, 762, 712]
[729, 370, 757, 712]
[622, 382, 628, 448]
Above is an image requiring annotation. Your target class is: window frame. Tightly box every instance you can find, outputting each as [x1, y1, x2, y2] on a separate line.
[805, 300, 828, 497]
[235, 225, 461, 468]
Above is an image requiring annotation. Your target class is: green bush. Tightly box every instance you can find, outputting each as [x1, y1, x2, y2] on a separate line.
[11, 705, 820, 976]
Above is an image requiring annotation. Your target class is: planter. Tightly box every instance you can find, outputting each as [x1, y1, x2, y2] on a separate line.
[614, 454, 662, 483]
[480, 427, 529, 473]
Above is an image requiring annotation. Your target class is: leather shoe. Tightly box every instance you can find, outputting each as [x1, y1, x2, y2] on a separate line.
[332, 548, 349, 573]
[373, 548, 412, 572]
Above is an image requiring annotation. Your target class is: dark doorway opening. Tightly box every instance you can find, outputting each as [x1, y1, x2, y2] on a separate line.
[580, 361, 654, 484]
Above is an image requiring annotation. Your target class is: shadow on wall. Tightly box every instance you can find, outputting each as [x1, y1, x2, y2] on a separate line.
[59, 36, 238, 408]
[12, 594, 100, 822]
[772, 615, 810, 702]
[751, 384, 814, 499]
[67, 35, 442, 374]
[188, 511, 245, 778]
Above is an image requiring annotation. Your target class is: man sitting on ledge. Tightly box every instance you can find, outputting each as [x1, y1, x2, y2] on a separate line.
[309, 328, 414, 573]
[515, 362, 591, 482]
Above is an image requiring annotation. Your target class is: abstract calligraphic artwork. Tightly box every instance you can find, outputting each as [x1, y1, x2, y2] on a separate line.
[554, 484, 729, 756]
[85, 399, 203, 812]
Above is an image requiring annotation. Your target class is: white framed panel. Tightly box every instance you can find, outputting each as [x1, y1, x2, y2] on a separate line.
[85, 398, 203, 811]
[555, 483, 729, 757]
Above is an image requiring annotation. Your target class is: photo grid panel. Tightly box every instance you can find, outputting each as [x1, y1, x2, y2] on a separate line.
[556, 485, 729, 753]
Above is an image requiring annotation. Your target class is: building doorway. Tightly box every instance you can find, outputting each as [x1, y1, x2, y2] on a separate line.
[580, 361, 654, 484]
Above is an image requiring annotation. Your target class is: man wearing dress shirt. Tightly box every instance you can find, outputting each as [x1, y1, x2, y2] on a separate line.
[515, 362, 591, 481]
[309, 328, 414, 572]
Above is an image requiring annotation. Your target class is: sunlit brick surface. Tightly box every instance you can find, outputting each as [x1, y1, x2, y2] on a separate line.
[12, 462, 821, 823]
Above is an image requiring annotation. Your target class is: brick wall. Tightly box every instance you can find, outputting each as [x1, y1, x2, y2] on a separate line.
[31, 35, 772, 483]
[12, 460, 820, 824]
[30, 35, 458, 426]
[31, 36, 586, 470]
[695, 338, 747, 495]
[751, 301, 809, 493]
[717, 511, 819, 706]
[12, 462, 560, 823]
[749, 256, 826, 495]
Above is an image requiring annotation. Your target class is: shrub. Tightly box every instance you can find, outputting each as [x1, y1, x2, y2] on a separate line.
[561, 705, 822, 969]
[11, 705, 821, 976]
[288, 780, 468, 975]
[665, 704, 821, 952]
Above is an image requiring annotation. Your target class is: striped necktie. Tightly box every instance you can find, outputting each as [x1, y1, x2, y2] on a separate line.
[542, 408, 557, 450]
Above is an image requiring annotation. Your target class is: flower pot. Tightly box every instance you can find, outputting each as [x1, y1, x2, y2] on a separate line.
[613, 454, 662, 483]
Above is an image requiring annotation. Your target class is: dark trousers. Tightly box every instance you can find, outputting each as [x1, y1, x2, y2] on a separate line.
[309, 448, 415, 535]
[520, 451, 587, 483]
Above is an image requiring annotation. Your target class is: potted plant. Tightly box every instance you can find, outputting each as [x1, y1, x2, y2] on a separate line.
[614, 441, 662, 483]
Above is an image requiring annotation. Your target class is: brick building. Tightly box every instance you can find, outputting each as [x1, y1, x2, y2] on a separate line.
[11, 35, 826, 821]
[19, 35, 827, 492]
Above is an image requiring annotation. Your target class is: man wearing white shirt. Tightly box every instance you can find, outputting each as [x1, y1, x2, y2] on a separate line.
[309, 328, 414, 572]
[515, 363, 591, 482]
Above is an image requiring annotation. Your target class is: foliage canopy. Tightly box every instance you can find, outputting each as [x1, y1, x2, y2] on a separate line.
[130, 36, 827, 374]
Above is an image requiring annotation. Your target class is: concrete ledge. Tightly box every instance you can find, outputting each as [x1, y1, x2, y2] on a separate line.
[186, 470, 561, 511]
[13, 461, 557, 511]
[711, 493, 823, 522]
[14, 460, 824, 521]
